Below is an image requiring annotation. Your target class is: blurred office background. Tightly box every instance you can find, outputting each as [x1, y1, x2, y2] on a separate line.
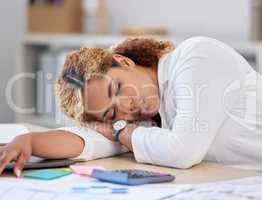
[0, 0, 261, 127]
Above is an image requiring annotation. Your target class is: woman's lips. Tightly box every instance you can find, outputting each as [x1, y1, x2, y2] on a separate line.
[137, 97, 151, 114]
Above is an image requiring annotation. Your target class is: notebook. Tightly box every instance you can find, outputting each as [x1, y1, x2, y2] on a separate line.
[4, 158, 85, 171]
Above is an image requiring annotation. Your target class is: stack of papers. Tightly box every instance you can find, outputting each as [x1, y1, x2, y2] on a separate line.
[158, 177, 262, 200]
[0, 175, 262, 200]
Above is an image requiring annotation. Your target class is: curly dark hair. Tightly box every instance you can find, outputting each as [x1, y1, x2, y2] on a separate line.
[111, 38, 175, 67]
[55, 38, 175, 124]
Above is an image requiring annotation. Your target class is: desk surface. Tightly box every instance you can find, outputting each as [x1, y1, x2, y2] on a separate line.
[3, 153, 262, 184]
[75, 153, 262, 184]
[2, 123, 262, 184]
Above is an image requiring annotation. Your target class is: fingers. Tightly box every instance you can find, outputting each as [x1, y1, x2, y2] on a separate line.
[94, 122, 105, 132]
[84, 123, 92, 129]
[0, 150, 6, 160]
[98, 123, 114, 141]
[85, 122, 107, 132]
[14, 152, 29, 178]
[0, 145, 7, 152]
[0, 150, 19, 175]
[84, 122, 98, 130]
[0, 147, 5, 157]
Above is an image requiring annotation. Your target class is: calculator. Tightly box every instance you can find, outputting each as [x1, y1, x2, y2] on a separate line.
[91, 169, 175, 185]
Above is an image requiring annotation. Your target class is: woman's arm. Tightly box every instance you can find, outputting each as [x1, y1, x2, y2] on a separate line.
[0, 130, 84, 176]
[124, 38, 241, 169]
[30, 130, 84, 159]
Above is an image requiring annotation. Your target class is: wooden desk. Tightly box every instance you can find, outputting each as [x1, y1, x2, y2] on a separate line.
[3, 123, 262, 184]
[73, 153, 262, 184]
[3, 152, 262, 184]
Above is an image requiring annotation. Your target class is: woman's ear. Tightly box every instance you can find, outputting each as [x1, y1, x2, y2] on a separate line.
[112, 54, 135, 68]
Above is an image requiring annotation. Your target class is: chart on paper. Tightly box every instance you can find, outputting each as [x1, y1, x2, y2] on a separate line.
[0, 174, 177, 200]
[1, 175, 262, 200]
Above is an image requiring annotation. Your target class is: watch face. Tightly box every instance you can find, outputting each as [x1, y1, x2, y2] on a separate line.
[113, 120, 127, 131]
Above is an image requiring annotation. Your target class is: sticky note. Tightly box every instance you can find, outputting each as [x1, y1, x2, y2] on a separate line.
[24, 169, 71, 180]
[70, 165, 105, 176]
[61, 168, 72, 172]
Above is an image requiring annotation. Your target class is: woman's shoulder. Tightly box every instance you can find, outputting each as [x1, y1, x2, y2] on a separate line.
[176, 37, 236, 56]
[160, 37, 229, 64]
[158, 36, 249, 85]
[179, 36, 228, 47]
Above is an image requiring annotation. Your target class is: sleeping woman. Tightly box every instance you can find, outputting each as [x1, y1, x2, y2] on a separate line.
[1, 37, 262, 177]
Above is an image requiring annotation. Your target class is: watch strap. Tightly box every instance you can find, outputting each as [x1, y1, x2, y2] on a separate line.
[112, 120, 128, 141]
[112, 129, 122, 141]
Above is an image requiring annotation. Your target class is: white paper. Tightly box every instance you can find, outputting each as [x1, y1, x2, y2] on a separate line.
[157, 177, 262, 200]
[0, 174, 178, 200]
[1, 175, 262, 200]
[0, 124, 29, 144]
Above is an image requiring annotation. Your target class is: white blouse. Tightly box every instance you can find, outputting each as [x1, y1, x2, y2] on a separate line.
[60, 37, 262, 170]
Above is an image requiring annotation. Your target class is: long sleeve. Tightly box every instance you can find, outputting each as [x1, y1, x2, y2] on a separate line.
[132, 37, 247, 168]
[58, 126, 128, 160]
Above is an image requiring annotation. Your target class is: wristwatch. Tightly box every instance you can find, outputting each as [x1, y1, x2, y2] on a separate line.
[112, 120, 128, 141]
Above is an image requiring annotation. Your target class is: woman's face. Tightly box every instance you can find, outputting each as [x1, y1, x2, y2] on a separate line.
[84, 55, 160, 122]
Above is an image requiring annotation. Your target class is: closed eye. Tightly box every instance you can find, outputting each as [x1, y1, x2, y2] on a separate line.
[116, 82, 122, 96]
[111, 82, 121, 121]
[105, 82, 121, 121]
[112, 107, 116, 120]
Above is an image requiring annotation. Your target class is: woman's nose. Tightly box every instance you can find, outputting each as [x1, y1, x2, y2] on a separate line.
[117, 96, 138, 114]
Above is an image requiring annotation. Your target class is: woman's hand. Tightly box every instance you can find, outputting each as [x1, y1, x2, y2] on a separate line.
[0, 134, 32, 177]
[118, 124, 139, 151]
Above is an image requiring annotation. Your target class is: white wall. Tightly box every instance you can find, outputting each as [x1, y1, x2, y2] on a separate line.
[0, 0, 27, 122]
[107, 0, 252, 40]
[0, 0, 256, 123]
